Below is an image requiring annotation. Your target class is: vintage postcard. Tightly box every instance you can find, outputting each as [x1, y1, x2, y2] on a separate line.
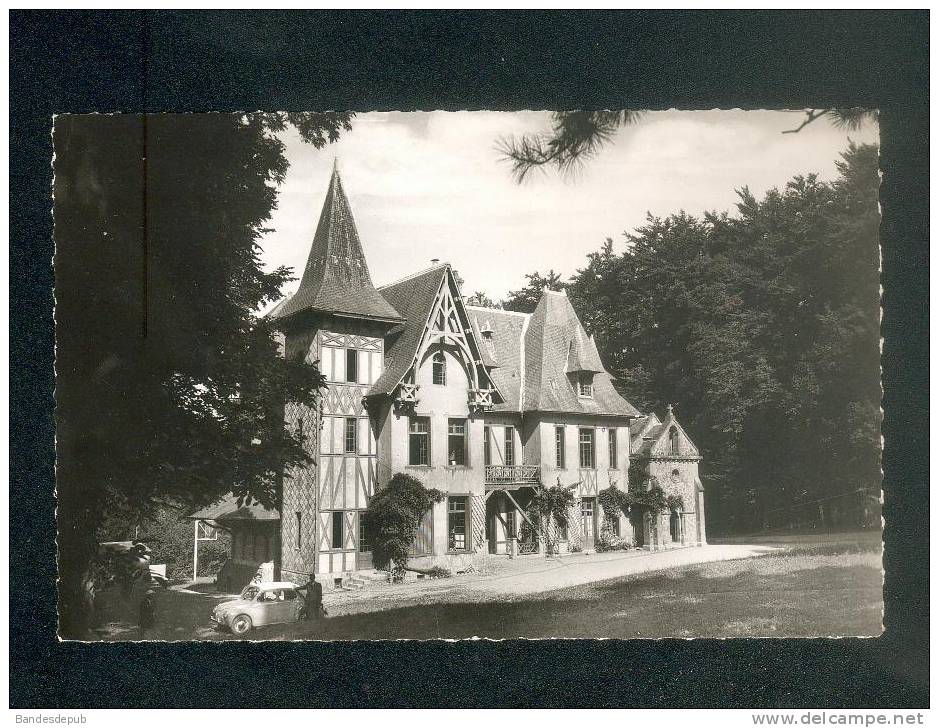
[53, 110, 883, 641]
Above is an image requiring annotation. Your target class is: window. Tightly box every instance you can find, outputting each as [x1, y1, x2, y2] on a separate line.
[504, 426, 516, 466]
[295, 512, 301, 551]
[669, 426, 680, 455]
[331, 511, 344, 549]
[484, 426, 492, 466]
[409, 417, 430, 466]
[344, 417, 358, 454]
[608, 428, 618, 469]
[578, 373, 594, 397]
[447, 418, 467, 466]
[555, 425, 566, 469]
[558, 522, 569, 541]
[579, 428, 595, 468]
[448, 497, 468, 551]
[611, 518, 621, 537]
[359, 516, 370, 553]
[346, 348, 358, 383]
[432, 350, 446, 385]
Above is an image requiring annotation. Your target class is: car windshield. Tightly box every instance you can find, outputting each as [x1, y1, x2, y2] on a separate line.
[240, 586, 260, 601]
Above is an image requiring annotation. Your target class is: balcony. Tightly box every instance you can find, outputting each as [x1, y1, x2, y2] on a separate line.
[485, 464, 541, 487]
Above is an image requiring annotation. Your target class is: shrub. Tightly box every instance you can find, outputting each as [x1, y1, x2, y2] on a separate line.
[597, 518, 632, 552]
[361, 472, 443, 576]
[528, 484, 576, 555]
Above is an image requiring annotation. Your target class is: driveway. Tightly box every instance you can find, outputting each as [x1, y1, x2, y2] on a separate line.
[461, 544, 779, 598]
[321, 543, 780, 617]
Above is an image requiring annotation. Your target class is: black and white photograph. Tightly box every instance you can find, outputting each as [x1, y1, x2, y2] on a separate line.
[53, 108, 884, 641]
[10, 7, 927, 714]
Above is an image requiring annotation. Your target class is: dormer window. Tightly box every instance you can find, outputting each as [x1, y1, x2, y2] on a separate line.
[432, 350, 447, 385]
[577, 373, 594, 398]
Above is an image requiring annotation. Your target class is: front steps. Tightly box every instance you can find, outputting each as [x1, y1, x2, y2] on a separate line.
[334, 570, 391, 591]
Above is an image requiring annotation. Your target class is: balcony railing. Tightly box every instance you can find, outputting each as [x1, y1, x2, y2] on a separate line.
[485, 464, 541, 485]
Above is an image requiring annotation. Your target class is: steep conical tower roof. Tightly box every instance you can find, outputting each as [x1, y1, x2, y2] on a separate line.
[271, 165, 403, 323]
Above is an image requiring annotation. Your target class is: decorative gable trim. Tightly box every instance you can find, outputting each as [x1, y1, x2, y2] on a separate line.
[390, 267, 503, 411]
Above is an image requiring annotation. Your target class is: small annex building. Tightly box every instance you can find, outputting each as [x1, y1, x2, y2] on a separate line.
[196, 165, 707, 588]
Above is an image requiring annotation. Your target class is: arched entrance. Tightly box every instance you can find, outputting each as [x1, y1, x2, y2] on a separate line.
[669, 510, 681, 543]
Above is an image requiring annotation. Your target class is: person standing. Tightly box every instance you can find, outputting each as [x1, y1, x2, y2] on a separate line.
[138, 588, 156, 638]
[297, 575, 325, 620]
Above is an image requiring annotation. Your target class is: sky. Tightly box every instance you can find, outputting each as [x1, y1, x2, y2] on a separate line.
[259, 111, 879, 303]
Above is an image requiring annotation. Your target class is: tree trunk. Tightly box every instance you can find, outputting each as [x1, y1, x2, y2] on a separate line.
[56, 459, 105, 639]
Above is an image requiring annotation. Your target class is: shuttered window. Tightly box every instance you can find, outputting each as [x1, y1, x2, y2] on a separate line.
[608, 428, 618, 469]
[579, 428, 595, 469]
[409, 417, 430, 466]
[504, 426, 516, 466]
[346, 349, 358, 383]
[555, 426, 566, 469]
[448, 419, 467, 466]
[331, 511, 344, 549]
[448, 497, 468, 552]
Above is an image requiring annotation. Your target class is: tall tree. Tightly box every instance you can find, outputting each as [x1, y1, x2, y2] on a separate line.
[54, 113, 349, 637]
[566, 144, 881, 532]
[501, 270, 567, 313]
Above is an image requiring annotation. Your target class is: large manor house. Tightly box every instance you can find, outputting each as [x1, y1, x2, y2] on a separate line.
[196, 167, 707, 589]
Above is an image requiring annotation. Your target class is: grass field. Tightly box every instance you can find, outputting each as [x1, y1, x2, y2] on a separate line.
[93, 532, 882, 641]
[226, 534, 883, 641]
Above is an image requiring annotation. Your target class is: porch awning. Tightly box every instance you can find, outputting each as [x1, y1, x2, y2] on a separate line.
[188, 494, 280, 523]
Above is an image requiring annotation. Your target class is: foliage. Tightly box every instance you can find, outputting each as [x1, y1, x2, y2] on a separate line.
[666, 495, 685, 514]
[527, 484, 576, 555]
[498, 109, 876, 182]
[781, 108, 878, 134]
[361, 473, 444, 575]
[498, 111, 644, 182]
[560, 143, 881, 533]
[627, 482, 670, 516]
[465, 291, 500, 308]
[54, 113, 345, 636]
[596, 520, 632, 552]
[502, 270, 568, 313]
[598, 485, 630, 521]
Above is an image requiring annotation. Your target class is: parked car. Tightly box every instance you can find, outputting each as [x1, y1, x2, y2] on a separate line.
[211, 581, 303, 634]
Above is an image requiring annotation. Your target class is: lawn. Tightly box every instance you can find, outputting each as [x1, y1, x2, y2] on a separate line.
[210, 536, 883, 641]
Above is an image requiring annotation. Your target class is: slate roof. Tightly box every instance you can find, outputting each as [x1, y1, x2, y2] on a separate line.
[522, 290, 639, 417]
[369, 264, 450, 396]
[630, 408, 700, 459]
[270, 167, 403, 323]
[188, 494, 280, 522]
[566, 328, 605, 373]
[468, 306, 528, 411]
[468, 291, 639, 418]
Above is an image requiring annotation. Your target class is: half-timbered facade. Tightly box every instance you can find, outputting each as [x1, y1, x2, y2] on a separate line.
[266, 165, 706, 585]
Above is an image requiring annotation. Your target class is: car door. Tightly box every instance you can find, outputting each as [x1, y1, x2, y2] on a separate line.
[268, 588, 296, 624]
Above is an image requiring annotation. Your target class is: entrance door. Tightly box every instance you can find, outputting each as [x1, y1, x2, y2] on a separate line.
[670, 512, 681, 543]
[581, 497, 597, 550]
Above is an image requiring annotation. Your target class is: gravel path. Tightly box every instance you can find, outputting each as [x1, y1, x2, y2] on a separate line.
[324, 544, 780, 615]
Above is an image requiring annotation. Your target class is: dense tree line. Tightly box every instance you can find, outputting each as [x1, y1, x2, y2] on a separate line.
[501, 144, 881, 532]
[54, 113, 349, 636]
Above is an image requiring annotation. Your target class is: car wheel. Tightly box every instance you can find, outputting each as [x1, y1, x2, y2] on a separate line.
[230, 615, 252, 635]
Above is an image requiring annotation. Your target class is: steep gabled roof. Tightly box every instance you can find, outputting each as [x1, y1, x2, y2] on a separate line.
[630, 407, 701, 459]
[271, 166, 403, 323]
[369, 264, 449, 395]
[467, 306, 528, 411]
[566, 329, 605, 373]
[523, 290, 639, 417]
[369, 265, 502, 402]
